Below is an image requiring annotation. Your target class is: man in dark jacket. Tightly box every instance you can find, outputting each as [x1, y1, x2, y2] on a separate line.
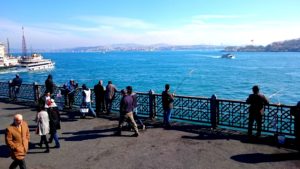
[115, 89, 139, 137]
[45, 74, 55, 95]
[246, 85, 269, 137]
[94, 80, 106, 116]
[291, 101, 300, 149]
[11, 74, 22, 101]
[105, 81, 117, 114]
[162, 84, 175, 128]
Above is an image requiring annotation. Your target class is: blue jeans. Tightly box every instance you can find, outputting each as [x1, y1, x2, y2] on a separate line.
[163, 108, 173, 126]
[49, 132, 60, 147]
[86, 102, 96, 116]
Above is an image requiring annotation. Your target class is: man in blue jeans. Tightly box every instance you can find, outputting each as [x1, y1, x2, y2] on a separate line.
[162, 84, 175, 128]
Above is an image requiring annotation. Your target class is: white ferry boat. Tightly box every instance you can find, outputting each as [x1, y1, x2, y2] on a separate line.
[0, 43, 19, 70]
[17, 53, 55, 71]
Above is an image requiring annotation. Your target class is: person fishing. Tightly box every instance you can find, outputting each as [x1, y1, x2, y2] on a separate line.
[162, 84, 175, 128]
[291, 101, 300, 150]
[246, 85, 269, 138]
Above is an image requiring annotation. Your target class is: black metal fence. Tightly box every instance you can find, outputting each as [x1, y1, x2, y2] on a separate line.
[0, 81, 295, 137]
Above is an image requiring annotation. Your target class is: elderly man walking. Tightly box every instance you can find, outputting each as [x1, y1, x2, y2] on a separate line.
[5, 114, 30, 169]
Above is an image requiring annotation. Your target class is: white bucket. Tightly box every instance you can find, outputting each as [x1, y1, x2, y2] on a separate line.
[80, 108, 89, 113]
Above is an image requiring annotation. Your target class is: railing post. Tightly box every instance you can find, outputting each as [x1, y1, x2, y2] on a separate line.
[210, 94, 218, 129]
[149, 89, 156, 119]
[33, 82, 39, 103]
[8, 80, 12, 100]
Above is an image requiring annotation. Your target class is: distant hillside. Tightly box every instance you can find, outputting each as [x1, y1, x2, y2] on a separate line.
[224, 38, 300, 52]
[54, 44, 225, 52]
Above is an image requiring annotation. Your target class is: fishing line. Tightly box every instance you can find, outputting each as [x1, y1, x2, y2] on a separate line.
[174, 68, 197, 94]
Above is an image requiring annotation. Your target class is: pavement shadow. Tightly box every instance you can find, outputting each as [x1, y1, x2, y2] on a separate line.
[177, 125, 299, 150]
[61, 127, 125, 141]
[231, 152, 300, 163]
[0, 145, 10, 158]
[3, 106, 30, 110]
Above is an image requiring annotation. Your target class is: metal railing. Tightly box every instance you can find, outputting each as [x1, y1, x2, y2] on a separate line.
[0, 81, 296, 137]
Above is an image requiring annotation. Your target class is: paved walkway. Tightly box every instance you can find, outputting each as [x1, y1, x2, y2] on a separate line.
[0, 101, 299, 169]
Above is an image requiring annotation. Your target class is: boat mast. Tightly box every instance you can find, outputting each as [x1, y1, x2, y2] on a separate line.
[22, 27, 27, 57]
[6, 38, 10, 56]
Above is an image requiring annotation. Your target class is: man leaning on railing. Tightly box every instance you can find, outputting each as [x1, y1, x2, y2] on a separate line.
[291, 101, 300, 150]
[11, 74, 23, 101]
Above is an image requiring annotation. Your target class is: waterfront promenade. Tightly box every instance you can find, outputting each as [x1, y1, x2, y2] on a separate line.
[0, 101, 299, 169]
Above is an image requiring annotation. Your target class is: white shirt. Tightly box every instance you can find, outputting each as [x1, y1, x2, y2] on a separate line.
[83, 89, 91, 102]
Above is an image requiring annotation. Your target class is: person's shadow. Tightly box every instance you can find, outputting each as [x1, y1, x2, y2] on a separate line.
[231, 152, 300, 163]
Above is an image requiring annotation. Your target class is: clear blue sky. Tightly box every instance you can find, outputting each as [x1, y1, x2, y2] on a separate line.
[1, 0, 300, 49]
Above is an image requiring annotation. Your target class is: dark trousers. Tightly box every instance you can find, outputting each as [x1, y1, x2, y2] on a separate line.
[11, 86, 20, 100]
[248, 112, 262, 137]
[95, 97, 105, 114]
[40, 135, 49, 150]
[295, 115, 300, 146]
[105, 98, 113, 114]
[9, 159, 26, 169]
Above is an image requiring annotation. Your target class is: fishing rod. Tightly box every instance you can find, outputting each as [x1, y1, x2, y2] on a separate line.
[268, 89, 285, 105]
[268, 89, 284, 99]
[174, 69, 197, 94]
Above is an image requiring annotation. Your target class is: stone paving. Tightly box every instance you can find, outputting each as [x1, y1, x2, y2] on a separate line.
[0, 101, 299, 169]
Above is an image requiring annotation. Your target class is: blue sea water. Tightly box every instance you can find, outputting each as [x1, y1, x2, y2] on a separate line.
[0, 51, 299, 105]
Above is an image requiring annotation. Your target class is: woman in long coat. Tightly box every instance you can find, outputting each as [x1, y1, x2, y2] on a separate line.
[36, 107, 50, 153]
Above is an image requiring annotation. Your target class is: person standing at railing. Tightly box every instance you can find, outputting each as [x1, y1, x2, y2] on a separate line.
[81, 84, 97, 118]
[63, 79, 78, 109]
[11, 74, 22, 101]
[105, 81, 117, 114]
[246, 85, 269, 138]
[45, 74, 55, 95]
[94, 80, 106, 116]
[162, 84, 175, 129]
[291, 101, 300, 149]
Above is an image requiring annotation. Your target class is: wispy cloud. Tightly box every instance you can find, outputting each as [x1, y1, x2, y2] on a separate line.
[1, 15, 300, 49]
[75, 16, 156, 29]
[193, 14, 246, 20]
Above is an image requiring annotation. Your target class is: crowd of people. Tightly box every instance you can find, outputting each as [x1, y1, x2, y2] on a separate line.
[4, 74, 300, 169]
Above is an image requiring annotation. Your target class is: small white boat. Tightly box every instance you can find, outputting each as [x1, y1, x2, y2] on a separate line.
[17, 53, 55, 71]
[221, 53, 235, 59]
